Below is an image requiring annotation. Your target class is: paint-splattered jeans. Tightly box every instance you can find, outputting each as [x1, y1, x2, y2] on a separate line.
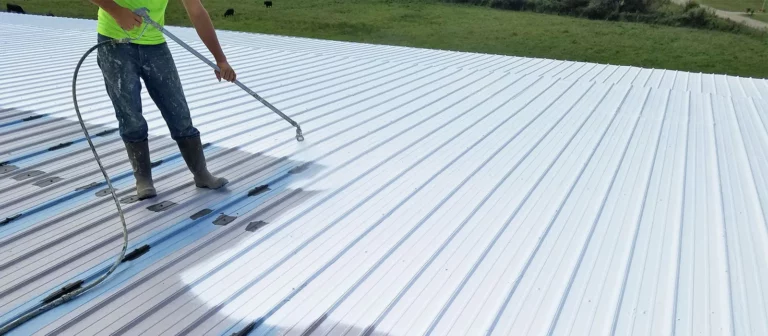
[97, 34, 199, 143]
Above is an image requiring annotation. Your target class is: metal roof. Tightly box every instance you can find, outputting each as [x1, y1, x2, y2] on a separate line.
[1, 12, 768, 335]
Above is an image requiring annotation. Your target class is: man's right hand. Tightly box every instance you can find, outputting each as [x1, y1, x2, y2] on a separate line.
[112, 6, 143, 30]
[90, 1, 143, 30]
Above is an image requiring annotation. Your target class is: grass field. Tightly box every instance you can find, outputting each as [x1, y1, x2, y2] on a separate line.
[7, 0, 768, 77]
[741, 12, 768, 22]
[700, 0, 764, 11]
[696, 0, 768, 22]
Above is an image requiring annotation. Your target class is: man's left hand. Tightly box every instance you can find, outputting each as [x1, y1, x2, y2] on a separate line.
[215, 61, 236, 82]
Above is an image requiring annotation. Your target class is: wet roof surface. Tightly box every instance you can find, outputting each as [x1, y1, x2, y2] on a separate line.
[1, 12, 768, 336]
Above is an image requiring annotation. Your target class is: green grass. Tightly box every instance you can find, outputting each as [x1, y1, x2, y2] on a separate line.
[741, 12, 768, 22]
[7, 0, 768, 77]
[747, 12, 768, 21]
[696, 0, 768, 22]
[698, 0, 764, 12]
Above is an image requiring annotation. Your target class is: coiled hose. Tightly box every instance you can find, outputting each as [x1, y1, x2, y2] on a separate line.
[0, 28, 144, 335]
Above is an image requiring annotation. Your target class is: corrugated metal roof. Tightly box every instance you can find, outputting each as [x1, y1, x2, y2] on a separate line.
[1, 12, 767, 335]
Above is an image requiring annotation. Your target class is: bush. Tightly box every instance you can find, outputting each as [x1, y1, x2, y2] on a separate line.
[490, 0, 528, 10]
[528, 0, 567, 13]
[678, 6, 711, 26]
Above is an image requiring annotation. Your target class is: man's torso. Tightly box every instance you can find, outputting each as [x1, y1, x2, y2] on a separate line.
[97, 0, 169, 45]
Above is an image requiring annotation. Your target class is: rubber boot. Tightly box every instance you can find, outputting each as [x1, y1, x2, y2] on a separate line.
[176, 136, 228, 189]
[124, 140, 157, 200]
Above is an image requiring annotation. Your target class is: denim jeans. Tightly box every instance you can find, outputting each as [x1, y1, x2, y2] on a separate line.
[97, 34, 199, 143]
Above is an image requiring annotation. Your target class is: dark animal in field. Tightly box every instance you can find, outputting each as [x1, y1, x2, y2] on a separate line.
[47, 12, 55, 17]
[224, 8, 234, 17]
[265, 1, 273, 8]
[6, 3, 25, 14]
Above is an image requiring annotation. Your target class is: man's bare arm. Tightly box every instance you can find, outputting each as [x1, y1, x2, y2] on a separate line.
[181, 0, 236, 82]
[90, 0, 143, 30]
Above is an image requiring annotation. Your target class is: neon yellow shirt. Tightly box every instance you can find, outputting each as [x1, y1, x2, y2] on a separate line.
[97, 0, 168, 45]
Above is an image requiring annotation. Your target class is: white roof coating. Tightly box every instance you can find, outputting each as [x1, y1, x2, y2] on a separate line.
[1, 12, 768, 336]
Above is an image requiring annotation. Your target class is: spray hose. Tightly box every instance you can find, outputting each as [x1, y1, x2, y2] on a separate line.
[0, 10, 301, 334]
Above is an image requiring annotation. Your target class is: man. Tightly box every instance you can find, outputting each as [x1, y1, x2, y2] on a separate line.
[91, 0, 235, 199]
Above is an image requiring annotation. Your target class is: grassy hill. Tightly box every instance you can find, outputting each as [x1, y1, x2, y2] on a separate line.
[7, 0, 768, 77]
[699, 0, 768, 23]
